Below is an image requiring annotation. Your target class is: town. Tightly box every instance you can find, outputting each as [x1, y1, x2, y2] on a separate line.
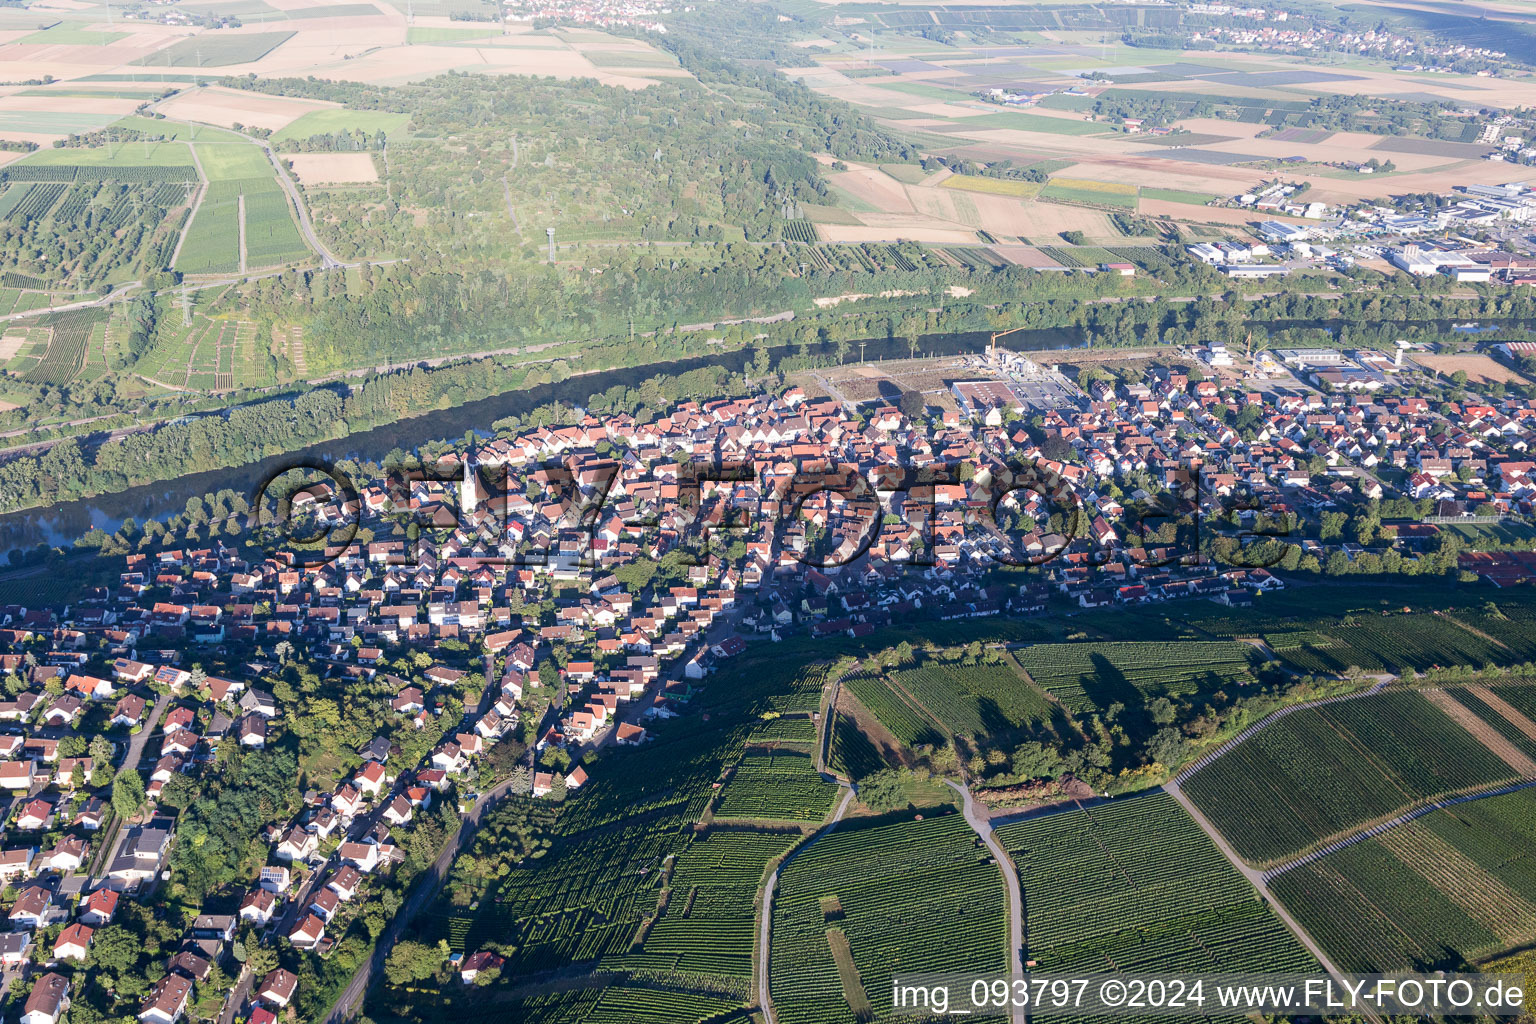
[3, 326, 1536, 1021]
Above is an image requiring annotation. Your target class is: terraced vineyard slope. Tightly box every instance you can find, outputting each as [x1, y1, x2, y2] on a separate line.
[770, 812, 1009, 1024]
[997, 793, 1316, 979]
[1181, 690, 1527, 865]
[1269, 787, 1536, 971]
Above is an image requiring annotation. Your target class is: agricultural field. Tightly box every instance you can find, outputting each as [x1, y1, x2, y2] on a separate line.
[133, 314, 272, 392]
[843, 670, 944, 748]
[1270, 787, 1536, 971]
[272, 109, 411, 143]
[771, 813, 1009, 1024]
[175, 197, 240, 275]
[1040, 180, 1139, 210]
[940, 174, 1043, 199]
[0, 174, 193, 290]
[242, 192, 309, 267]
[196, 143, 276, 181]
[1012, 641, 1261, 715]
[746, 714, 818, 746]
[406, 26, 501, 44]
[1181, 690, 1524, 865]
[638, 829, 797, 979]
[714, 751, 838, 824]
[131, 31, 296, 67]
[883, 653, 1057, 740]
[7, 309, 110, 386]
[997, 793, 1315, 974]
[1253, 612, 1525, 676]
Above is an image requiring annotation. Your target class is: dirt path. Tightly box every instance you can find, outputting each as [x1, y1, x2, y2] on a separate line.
[1164, 780, 1383, 1024]
[237, 194, 247, 276]
[1424, 689, 1536, 777]
[945, 779, 1025, 1024]
[169, 142, 209, 271]
[1468, 685, 1536, 742]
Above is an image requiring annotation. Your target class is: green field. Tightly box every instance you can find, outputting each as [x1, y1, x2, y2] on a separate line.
[130, 30, 295, 67]
[585, 50, 681, 69]
[1040, 182, 1138, 209]
[18, 144, 198, 171]
[943, 110, 1107, 136]
[242, 191, 308, 266]
[175, 198, 240, 274]
[1139, 186, 1220, 205]
[714, 751, 838, 823]
[0, 112, 118, 134]
[196, 143, 275, 181]
[1013, 641, 1261, 715]
[271, 109, 411, 143]
[1182, 690, 1521, 865]
[406, 25, 501, 43]
[771, 813, 1009, 1024]
[998, 792, 1316, 973]
[19, 21, 127, 44]
[1271, 787, 1536, 971]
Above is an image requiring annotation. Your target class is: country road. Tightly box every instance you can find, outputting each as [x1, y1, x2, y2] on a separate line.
[755, 783, 856, 1024]
[945, 779, 1026, 1024]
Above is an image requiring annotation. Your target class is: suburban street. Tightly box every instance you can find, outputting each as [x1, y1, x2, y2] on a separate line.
[91, 692, 173, 887]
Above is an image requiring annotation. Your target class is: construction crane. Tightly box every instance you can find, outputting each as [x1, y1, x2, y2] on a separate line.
[988, 325, 1031, 358]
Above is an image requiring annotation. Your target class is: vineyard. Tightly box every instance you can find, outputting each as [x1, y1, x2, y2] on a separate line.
[746, 714, 817, 746]
[175, 197, 240, 275]
[23, 309, 107, 386]
[714, 751, 838, 823]
[1446, 688, 1536, 762]
[887, 655, 1056, 739]
[826, 710, 887, 780]
[1270, 787, 1536, 971]
[1225, 610, 1522, 676]
[640, 830, 797, 978]
[242, 191, 309, 267]
[1181, 691, 1521, 864]
[133, 314, 272, 392]
[996, 793, 1315, 976]
[843, 671, 944, 747]
[771, 813, 1009, 1024]
[1012, 641, 1261, 715]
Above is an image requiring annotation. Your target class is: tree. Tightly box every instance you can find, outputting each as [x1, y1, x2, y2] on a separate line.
[246, 945, 280, 977]
[112, 766, 146, 821]
[856, 769, 909, 812]
[384, 940, 448, 986]
[88, 924, 141, 979]
[897, 388, 925, 420]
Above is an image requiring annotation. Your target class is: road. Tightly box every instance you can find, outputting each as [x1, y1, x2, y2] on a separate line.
[322, 773, 522, 1024]
[1163, 781, 1385, 1024]
[92, 692, 173, 886]
[216, 965, 252, 1024]
[89, 693, 172, 890]
[256, 139, 345, 269]
[755, 783, 857, 1024]
[945, 779, 1026, 1024]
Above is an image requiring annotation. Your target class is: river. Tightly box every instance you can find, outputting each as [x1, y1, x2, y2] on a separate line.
[0, 326, 1089, 556]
